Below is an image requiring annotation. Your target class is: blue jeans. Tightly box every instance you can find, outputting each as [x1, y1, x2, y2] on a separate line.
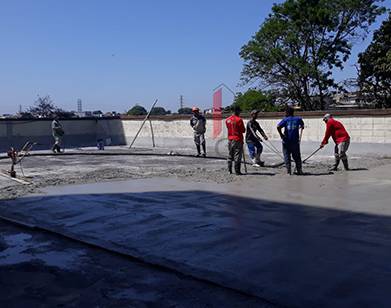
[282, 142, 302, 174]
[247, 141, 263, 161]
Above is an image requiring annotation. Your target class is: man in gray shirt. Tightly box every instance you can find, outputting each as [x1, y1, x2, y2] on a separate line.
[190, 107, 206, 157]
[51, 116, 64, 153]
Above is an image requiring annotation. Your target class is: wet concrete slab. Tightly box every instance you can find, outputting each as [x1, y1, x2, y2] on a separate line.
[0, 221, 271, 307]
[1, 164, 391, 307]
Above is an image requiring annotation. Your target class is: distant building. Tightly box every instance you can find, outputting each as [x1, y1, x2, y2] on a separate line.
[331, 91, 366, 109]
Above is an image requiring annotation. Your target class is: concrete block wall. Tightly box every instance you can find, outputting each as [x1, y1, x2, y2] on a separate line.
[0, 118, 126, 152]
[121, 116, 391, 145]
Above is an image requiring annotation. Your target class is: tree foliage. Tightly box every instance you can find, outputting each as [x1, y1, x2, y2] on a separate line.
[240, 0, 385, 110]
[231, 89, 281, 112]
[358, 13, 391, 108]
[178, 107, 193, 114]
[150, 106, 167, 115]
[127, 105, 148, 116]
[28, 95, 74, 118]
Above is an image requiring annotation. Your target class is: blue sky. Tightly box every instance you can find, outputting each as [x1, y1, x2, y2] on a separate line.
[0, 0, 390, 114]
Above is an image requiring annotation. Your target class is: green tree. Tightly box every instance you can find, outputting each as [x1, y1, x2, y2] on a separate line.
[127, 105, 147, 116]
[231, 89, 280, 112]
[240, 0, 385, 110]
[150, 106, 167, 115]
[358, 13, 391, 108]
[178, 107, 193, 114]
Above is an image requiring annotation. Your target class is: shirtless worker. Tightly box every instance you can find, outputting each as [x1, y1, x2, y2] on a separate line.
[320, 114, 350, 171]
[226, 106, 246, 175]
[277, 106, 304, 175]
[246, 109, 269, 167]
[190, 107, 207, 157]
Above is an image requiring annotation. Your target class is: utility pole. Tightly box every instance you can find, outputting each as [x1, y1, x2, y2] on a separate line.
[179, 95, 184, 110]
[19, 105, 22, 114]
[77, 99, 82, 113]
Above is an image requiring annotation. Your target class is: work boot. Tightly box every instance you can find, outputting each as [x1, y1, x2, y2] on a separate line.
[234, 162, 242, 175]
[196, 145, 201, 157]
[332, 157, 340, 171]
[228, 161, 233, 174]
[342, 159, 349, 170]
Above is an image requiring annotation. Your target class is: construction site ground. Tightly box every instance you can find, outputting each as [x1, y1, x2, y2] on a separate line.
[0, 144, 391, 307]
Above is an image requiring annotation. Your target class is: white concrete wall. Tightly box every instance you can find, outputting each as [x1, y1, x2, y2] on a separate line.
[122, 116, 391, 145]
[1, 115, 390, 154]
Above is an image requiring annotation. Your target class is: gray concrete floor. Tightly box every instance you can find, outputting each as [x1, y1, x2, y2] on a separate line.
[0, 220, 272, 307]
[1, 145, 391, 307]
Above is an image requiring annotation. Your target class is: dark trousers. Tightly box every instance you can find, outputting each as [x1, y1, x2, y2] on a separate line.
[228, 140, 243, 173]
[282, 142, 302, 174]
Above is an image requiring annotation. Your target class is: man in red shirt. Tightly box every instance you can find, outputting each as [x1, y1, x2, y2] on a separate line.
[320, 114, 350, 171]
[225, 106, 246, 175]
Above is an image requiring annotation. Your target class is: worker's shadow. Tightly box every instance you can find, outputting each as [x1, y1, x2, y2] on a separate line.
[347, 168, 368, 172]
[299, 172, 334, 176]
[245, 172, 276, 176]
[300, 167, 369, 176]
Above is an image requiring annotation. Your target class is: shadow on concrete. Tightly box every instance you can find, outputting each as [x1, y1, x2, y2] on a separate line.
[1, 190, 391, 307]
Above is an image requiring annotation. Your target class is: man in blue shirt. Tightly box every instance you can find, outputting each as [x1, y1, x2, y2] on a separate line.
[277, 106, 304, 175]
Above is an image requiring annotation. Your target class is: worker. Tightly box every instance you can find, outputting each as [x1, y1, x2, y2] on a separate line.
[226, 106, 246, 175]
[51, 115, 64, 153]
[246, 109, 269, 167]
[190, 107, 207, 157]
[277, 106, 304, 175]
[320, 114, 350, 171]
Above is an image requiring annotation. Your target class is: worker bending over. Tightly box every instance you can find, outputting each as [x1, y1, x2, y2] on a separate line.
[320, 114, 350, 171]
[226, 106, 246, 175]
[246, 109, 269, 167]
[277, 106, 304, 175]
[190, 107, 207, 157]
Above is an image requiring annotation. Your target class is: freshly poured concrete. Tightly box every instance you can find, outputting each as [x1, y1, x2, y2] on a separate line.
[2, 159, 391, 307]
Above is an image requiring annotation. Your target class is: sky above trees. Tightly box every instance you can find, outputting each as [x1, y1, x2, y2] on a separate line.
[0, 0, 389, 114]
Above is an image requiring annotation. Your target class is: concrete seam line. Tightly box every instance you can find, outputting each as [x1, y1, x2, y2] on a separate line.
[0, 213, 282, 308]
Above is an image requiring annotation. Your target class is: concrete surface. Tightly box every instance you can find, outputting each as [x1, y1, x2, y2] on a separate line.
[0, 150, 391, 307]
[0, 220, 272, 307]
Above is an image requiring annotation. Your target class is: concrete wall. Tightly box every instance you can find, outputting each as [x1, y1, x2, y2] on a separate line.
[0, 118, 126, 152]
[1, 113, 390, 155]
[122, 114, 391, 156]
[122, 116, 391, 145]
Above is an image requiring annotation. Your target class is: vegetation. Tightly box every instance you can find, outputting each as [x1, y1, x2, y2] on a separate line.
[127, 105, 148, 116]
[28, 95, 75, 118]
[150, 106, 168, 115]
[230, 89, 282, 112]
[240, 0, 385, 110]
[178, 107, 193, 114]
[358, 13, 391, 108]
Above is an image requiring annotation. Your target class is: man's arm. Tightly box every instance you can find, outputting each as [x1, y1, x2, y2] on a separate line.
[299, 119, 304, 142]
[277, 126, 285, 140]
[277, 119, 286, 140]
[320, 122, 332, 147]
[239, 119, 246, 134]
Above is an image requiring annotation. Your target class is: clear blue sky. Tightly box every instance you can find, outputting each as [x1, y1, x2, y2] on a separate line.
[0, 0, 390, 114]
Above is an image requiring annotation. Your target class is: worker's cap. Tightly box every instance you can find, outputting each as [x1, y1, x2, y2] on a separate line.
[323, 113, 332, 120]
[250, 109, 260, 115]
[192, 106, 200, 112]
